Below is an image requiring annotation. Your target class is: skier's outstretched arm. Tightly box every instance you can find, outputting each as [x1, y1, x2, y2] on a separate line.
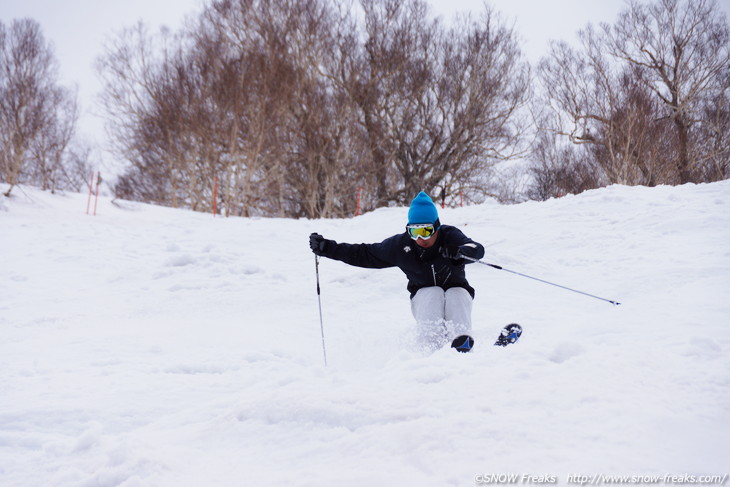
[309, 232, 395, 269]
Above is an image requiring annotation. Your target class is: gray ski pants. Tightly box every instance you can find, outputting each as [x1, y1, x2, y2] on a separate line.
[410, 286, 472, 351]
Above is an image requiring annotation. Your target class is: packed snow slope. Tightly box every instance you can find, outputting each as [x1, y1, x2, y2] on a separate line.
[1, 181, 729, 487]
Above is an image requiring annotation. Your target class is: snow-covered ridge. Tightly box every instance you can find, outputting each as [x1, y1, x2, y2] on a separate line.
[2, 181, 729, 486]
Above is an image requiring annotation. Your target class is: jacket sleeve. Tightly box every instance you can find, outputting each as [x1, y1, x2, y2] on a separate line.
[323, 235, 400, 269]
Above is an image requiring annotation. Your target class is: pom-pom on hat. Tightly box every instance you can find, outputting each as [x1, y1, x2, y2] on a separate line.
[408, 191, 440, 225]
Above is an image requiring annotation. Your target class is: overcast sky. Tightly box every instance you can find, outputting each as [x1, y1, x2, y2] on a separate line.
[2, 0, 729, 171]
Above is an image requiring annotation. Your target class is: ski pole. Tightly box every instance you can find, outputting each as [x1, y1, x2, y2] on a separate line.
[314, 255, 328, 366]
[461, 255, 621, 306]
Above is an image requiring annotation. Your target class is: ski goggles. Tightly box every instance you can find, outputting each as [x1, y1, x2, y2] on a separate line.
[406, 223, 438, 240]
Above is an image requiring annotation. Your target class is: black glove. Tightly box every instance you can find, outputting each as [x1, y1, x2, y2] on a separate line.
[439, 245, 463, 260]
[309, 233, 328, 256]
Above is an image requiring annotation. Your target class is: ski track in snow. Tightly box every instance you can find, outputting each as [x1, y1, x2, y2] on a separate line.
[1, 182, 729, 486]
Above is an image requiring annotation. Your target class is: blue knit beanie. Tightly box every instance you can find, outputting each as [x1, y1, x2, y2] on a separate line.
[407, 191, 439, 225]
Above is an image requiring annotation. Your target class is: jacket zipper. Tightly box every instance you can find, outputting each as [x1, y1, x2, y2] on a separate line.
[431, 264, 453, 287]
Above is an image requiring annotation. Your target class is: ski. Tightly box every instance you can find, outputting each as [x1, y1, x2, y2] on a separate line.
[494, 323, 522, 347]
[451, 335, 475, 353]
[451, 323, 523, 353]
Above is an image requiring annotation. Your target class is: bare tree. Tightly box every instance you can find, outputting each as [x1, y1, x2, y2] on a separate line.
[101, 0, 354, 217]
[535, 0, 729, 193]
[97, 23, 206, 208]
[30, 87, 80, 192]
[198, 0, 346, 218]
[275, 0, 367, 218]
[537, 29, 671, 188]
[696, 76, 730, 180]
[0, 18, 80, 196]
[606, 0, 730, 183]
[336, 0, 530, 208]
[527, 129, 603, 201]
[99, 0, 530, 217]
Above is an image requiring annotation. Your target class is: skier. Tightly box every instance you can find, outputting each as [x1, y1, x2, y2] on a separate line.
[309, 191, 485, 352]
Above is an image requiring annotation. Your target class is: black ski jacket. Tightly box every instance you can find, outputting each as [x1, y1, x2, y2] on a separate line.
[321, 225, 485, 299]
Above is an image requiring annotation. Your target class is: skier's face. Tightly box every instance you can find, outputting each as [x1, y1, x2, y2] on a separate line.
[414, 230, 438, 248]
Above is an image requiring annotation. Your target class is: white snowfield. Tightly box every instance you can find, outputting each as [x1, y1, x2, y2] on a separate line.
[1, 181, 729, 486]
